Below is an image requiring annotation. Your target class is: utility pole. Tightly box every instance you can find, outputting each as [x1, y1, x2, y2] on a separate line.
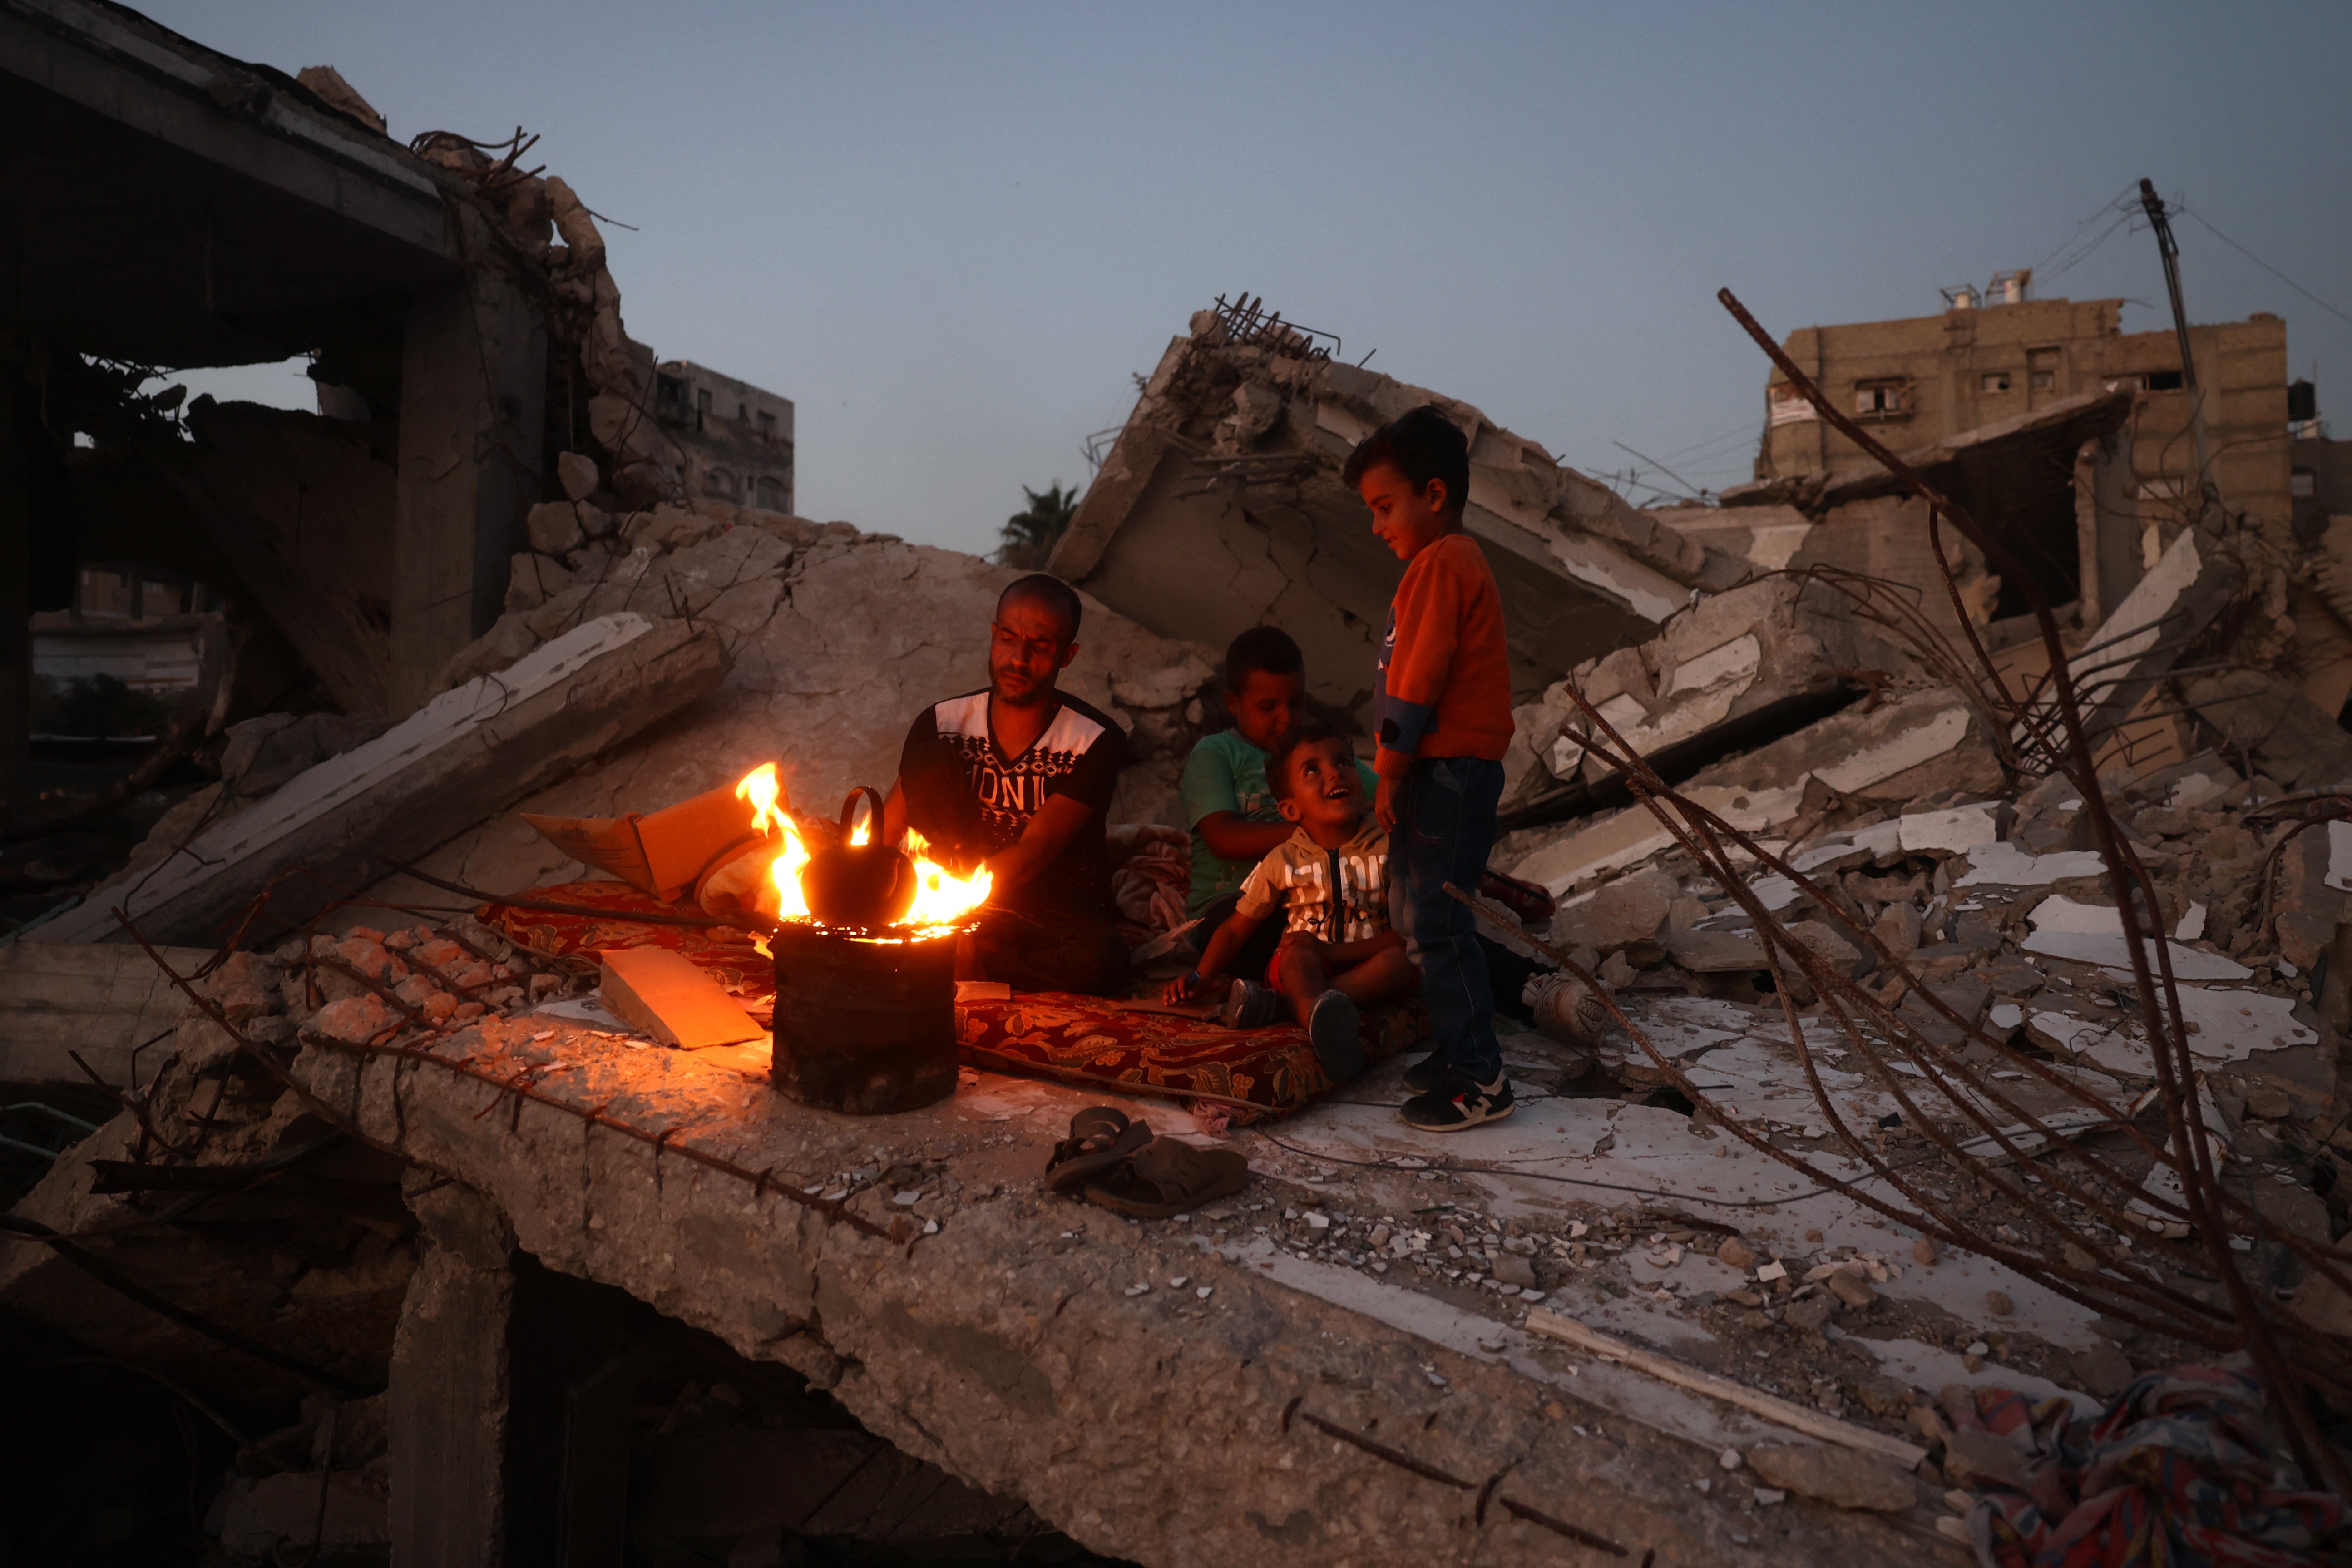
[2137, 178, 2215, 520]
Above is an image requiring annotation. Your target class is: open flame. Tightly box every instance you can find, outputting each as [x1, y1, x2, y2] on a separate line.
[734, 764, 990, 930]
[901, 828, 993, 927]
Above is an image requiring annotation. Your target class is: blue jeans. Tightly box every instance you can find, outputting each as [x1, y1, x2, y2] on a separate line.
[1390, 756, 1505, 1083]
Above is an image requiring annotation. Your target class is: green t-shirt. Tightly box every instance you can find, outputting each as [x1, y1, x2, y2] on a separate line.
[1179, 729, 1379, 917]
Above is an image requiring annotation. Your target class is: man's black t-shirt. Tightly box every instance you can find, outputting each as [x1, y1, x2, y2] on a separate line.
[900, 689, 1127, 922]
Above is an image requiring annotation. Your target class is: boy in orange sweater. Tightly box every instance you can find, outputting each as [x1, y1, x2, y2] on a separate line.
[1344, 405, 1517, 1130]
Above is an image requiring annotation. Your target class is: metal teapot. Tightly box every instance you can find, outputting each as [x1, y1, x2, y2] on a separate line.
[800, 787, 916, 927]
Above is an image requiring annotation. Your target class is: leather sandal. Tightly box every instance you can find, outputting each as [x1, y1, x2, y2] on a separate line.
[1082, 1136, 1250, 1218]
[1044, 1106, 1151, 1195]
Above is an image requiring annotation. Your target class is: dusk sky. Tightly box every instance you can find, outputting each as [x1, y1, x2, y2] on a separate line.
[144, 2, 2352, 558]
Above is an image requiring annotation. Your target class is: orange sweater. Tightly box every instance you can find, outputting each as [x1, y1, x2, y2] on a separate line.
[1374, 531, 1515, 779]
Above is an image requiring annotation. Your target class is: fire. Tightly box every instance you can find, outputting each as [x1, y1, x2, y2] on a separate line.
[733, 765, 989, 930]
[736, 763, 812, 920]
[902, 828, 993, 928]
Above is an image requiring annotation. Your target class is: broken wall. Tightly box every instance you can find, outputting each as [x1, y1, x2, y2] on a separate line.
[161, 400, 400, 715]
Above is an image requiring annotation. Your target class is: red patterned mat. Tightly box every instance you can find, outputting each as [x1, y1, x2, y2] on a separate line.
[958, 993, 1423, 1124]
[484, 880, 1423, 1121]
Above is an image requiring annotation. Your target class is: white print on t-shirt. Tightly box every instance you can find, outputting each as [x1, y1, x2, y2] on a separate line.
[930, 692, 1108, 844]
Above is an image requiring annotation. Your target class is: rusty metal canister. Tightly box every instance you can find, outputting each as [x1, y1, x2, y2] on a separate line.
[770, 922, 959, 1114]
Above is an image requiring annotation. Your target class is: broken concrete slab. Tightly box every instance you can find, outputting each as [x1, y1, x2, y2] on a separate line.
[0, 938, 212, 1086]
[2179, 669, 2352, 789]
[2048, 524, 2242, 742]
[30, 613, 730, 946]
[270, 1014, 1929, 1566]
[1551, 865, 1676, 954]
[1508, 575, 1918, 818]
[2019, 896, 2253, 982]
[1509, 686, 2003, 897]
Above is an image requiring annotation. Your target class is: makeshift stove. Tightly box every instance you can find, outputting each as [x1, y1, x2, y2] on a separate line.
[736, 767, 992, 1116]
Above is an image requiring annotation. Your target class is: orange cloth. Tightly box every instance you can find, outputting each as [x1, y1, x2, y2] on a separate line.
[1374, 531, 1515, 779]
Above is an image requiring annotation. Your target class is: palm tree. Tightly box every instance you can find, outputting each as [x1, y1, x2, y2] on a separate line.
[995, 482, 1080, 569]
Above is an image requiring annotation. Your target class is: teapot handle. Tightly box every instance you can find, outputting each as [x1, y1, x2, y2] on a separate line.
[838, 786, 889, 842]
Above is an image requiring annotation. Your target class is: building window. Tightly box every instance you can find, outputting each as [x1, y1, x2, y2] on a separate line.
[2141, 369, 2184, 392]
[2030, 371, 2055, 390]
[707, 467, 739, 500]
[2293, 468, 2317, 499]
[1853, 380, 1909, 419]
[1980, 371, 2013, 393]
[755, 476, 787, 509]
[757, 411, 776, 441]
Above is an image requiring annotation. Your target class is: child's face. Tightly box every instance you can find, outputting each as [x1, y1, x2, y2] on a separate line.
[1225, 668, 1302, 751]
[1276, 737, 1365, 834]
[1358, 460, 1456, 562]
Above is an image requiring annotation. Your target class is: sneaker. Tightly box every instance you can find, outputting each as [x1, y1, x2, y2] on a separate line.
[1222, 978, 1281, 1029]
[1400, 1072, 1516, 1132]
[1402, 1050, 1452, 1094]
[1308, 989, 1364, 1082]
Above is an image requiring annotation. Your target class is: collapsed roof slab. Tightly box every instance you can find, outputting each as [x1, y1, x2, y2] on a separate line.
[270, 1014, 1933, 1565]
[0, 0, 459, 368]
[1052, 307, 1747, 710]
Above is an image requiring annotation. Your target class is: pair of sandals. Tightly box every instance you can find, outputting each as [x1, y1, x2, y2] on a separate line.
[1043, 1107, 1249, 1218]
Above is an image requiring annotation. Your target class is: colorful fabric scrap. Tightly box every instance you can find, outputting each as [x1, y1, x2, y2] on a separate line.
[1951, 1361, 2350, 1568]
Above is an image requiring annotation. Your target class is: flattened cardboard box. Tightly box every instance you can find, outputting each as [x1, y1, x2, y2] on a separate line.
[598, 947, 766, 1049]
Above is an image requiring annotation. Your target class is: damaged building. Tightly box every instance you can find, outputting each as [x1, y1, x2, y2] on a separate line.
[4, 7, 2351, 1564]
[1049, 295, 1749, 717]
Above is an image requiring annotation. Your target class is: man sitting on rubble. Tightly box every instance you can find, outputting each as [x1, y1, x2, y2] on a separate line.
[881, 574, 1131, 996]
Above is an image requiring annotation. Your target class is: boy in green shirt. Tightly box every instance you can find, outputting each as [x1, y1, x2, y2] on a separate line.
[1180, 629, 1379, 974]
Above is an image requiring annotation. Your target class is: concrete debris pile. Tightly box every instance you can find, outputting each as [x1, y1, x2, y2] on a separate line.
[35, 613, 733, 945]
[1049, 295, 1749, 715]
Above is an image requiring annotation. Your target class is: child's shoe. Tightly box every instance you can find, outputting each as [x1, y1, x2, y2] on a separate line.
[1400, 1071, 1515, 1131]
[1221, 978, 1281, 1029]
[1308, 989, 1364, 1081]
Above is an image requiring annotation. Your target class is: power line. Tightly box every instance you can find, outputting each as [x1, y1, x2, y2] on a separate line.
[2179, 207, 2352, 330]
[2031, 183, 2140, 278]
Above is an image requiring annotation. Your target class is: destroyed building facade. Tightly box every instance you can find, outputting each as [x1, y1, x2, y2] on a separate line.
[654, 358, 796, 514]
[1756, 276, 2292, 540]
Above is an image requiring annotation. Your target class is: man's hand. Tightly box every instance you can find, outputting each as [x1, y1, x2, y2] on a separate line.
[1164, 969, 1209, 1005]
[1375, 773, 1401, 834]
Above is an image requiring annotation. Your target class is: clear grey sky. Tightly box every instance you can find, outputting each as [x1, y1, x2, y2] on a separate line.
[143, 1, 2352, 556]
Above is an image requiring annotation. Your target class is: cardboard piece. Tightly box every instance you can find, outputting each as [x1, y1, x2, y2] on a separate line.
[525, 782, 765, 902]
[598, 947, 766, 1049]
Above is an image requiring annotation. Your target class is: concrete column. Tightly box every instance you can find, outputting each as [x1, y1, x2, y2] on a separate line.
[391, 210, 546, 713]
[0, 376, 28, 797]
[388, 1176, 515, 1568]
